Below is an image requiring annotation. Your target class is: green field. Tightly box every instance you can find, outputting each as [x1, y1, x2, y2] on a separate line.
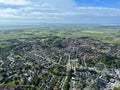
[0, 26, 120, 49]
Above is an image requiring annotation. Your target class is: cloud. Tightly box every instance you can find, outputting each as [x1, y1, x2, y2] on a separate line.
[77, 7, 120, 16]
[0, 0, 120, 25]
[0, 8, 19, 18]
[42, 0, 76, 10]
[0, 0, 30, 5]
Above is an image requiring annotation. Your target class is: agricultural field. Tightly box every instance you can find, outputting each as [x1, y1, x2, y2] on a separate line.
[0, 26, 120, 50]
[1, 26, 120, 39]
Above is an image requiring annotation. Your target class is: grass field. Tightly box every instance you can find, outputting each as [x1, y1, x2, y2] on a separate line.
[0, 26, 120, 49]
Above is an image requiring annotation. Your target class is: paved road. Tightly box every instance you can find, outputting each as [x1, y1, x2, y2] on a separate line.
[61, 54, 71, 90]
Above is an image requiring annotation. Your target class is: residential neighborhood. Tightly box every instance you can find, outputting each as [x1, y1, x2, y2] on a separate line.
[0, 37, 120, 90]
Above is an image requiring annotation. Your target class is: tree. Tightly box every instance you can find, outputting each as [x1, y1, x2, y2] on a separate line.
[114, 87, 120, 90]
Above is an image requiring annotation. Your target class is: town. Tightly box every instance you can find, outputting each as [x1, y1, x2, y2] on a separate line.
[0, 36, 120, 90]
[0, 0, 120, 89]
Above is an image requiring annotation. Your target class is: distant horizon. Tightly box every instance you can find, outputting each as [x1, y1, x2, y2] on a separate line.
[0, 23, 120, 30]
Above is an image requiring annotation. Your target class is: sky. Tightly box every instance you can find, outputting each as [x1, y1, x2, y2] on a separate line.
[0, 0, 120, 25]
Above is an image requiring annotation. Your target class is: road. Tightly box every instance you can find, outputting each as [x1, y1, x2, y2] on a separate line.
[61, 54, 71, 90]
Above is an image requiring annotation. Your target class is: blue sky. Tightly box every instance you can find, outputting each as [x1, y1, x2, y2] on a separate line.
[75, 0, 120, 8]
[0, 0, 120, 25]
